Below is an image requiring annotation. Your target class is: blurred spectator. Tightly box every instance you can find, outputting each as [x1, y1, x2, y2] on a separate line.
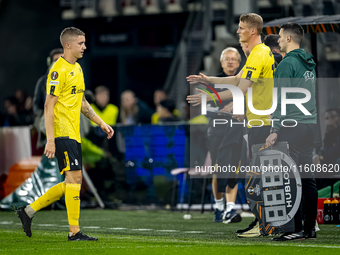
[314, 108, 340, 165]
[90, 86, 119, 126]
[2, 96, 21, 126]
[151, 89, 181, 124]
[15, 89, 34, 125]
[154, 89, 167, 108]
[16, 89, 30, 112]
[157, 99, 179, 123]
[314, 108, 340, 189]
[323, 108, 340, 163]
[32, 48, 63, 148]
[120, 90, 153, 125]
[151, 89, 167, 124]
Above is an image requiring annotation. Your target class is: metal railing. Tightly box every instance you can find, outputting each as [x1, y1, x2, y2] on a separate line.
[164, 0, 213, 109]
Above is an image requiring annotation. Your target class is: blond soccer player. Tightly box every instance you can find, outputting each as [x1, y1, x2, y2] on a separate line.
[15, 27, 114, 241]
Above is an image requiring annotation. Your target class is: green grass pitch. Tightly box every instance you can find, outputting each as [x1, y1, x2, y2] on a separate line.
[0, 209, 339, 254]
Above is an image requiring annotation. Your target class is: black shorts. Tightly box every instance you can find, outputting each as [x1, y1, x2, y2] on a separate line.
[55, 138, 82, 175]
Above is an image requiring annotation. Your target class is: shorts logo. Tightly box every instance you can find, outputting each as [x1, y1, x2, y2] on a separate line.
[75, 159, 78, 165]
[51, 71, 59, 80]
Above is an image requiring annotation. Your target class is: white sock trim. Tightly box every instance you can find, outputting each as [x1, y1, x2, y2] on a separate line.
[226, 202, 235, 213]
[24, 205, 36, 218]
[214, 198, 224, 211]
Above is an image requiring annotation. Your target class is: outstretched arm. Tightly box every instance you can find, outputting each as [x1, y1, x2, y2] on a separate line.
[186, 70, 243, 86]
[81, 94, 114, 139]
[187, 75, 251, 106]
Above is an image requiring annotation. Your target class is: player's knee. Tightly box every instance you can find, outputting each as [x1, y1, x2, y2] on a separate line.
[65, 170, 82, 184]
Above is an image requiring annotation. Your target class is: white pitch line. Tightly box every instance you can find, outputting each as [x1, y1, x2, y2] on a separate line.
[156, 230, 180, 232]
[83, 226, 101, 229]
[131, 229, 153, 231]
[36, 224, 56, 227]
[183, 231, 204, 234]
[270, 243, 340, 249]
[0, 221, 13, 224]
[107, 227, 127, 230]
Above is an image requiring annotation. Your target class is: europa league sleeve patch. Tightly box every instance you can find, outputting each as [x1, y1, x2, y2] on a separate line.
[51, 71, 59, 80]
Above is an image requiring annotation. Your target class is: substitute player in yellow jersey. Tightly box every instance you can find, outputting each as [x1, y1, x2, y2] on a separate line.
[15, 27, 114, 241]
[187, 13, 275, 238]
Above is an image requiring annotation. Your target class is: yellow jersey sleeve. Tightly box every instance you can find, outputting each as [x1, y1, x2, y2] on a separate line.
[46, 67, 66, 97]
[241, 53, 263, 83]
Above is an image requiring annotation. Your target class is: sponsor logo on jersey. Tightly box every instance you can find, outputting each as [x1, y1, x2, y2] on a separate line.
[77, 89, 85, 93]
[51, 71, 59, 80]
[49, 81, 59, 85]
[70, 71, 74, 76]
[71, 86, 76, 94]
[246, 66, 257, 71]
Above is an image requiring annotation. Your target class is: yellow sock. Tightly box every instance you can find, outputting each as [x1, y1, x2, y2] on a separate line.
[65, 183, 81, 226]
[30, 182, 66, 212]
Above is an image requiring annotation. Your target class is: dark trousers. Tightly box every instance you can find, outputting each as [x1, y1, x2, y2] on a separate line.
[248, 126, 271, 160]
[207, 121, 244, 192]
[278, 123, 318, 232]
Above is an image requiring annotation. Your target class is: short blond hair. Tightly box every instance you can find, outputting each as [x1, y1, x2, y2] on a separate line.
[240, 13, 263, 35]
[220, 47, 241, 62]
[60, 27, 85, 47]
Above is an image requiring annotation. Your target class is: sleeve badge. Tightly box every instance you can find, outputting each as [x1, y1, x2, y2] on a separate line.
[51, 71, 59, 80]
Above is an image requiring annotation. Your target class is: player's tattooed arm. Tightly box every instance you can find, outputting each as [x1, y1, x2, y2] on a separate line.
[81, 94, 95, 120]
[81, 94, 114, 139]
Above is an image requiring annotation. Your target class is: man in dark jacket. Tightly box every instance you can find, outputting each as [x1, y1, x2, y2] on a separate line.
[33, 48, 63, 148]
[207, 47, 243, 223]
[264, 34, 285, 66]
[266, 22, 318, 241]
[33, 49, 64, 115]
